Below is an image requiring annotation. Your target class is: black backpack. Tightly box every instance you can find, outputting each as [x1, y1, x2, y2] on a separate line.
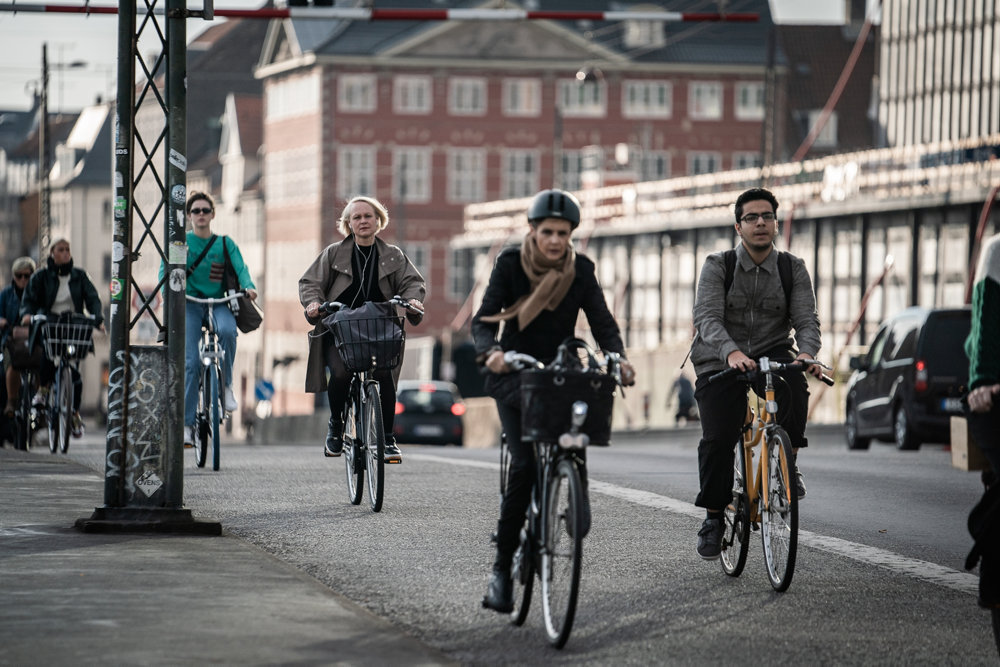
[723, 248, 794, 311]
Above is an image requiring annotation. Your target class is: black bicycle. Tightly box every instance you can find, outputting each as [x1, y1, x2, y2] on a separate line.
[315, 296, 422, 513]
[494, 339, 624, 648]
[1, 319, 44, 451]
[38, 313, 99, 454]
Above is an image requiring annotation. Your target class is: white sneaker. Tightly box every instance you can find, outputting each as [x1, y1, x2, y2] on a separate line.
[184, 425, 195, 449]
[224, 386, 238, 412]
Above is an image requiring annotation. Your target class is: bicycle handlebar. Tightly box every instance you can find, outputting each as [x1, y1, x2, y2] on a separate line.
[501, 349, 626, 387]
[708, 357, 834, 386]
[312, 295, 424, 318]
[186, 290, 249, 306]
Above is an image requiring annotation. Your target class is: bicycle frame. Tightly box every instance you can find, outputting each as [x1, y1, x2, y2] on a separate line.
[737, 363, 792, 525]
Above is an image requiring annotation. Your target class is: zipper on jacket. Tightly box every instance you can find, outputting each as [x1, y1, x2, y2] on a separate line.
[747, 265, 760, 355]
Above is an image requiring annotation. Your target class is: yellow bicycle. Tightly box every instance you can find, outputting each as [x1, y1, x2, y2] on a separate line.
[711, 356, 832, 591]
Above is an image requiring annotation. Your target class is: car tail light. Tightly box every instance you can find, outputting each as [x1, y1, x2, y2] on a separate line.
[914, 359, 928, 393]
[419, 382, 437, 392]
[451, 403, 466, 416]
[395, 402, 404, 415]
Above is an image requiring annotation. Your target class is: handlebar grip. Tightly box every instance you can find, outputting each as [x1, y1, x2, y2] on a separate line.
[708, 367, 739, 383]
[820, 374, 835, 386]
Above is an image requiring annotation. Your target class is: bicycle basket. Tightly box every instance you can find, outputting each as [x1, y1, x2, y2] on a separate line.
[42, 315, 95, 361]
[5, 325, 44, 370]
[324, 301, 404, 373]
[520, 368, 616, 446]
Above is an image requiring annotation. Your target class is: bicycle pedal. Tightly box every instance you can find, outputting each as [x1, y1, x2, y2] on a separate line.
[385, 457, 402, 464]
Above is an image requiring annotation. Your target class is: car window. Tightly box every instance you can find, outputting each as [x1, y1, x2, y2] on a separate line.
[868, 326, 890, 366]
[887, 319, 919, 361]
[920, 313, 972, 373]
[398, 388, 456, 411]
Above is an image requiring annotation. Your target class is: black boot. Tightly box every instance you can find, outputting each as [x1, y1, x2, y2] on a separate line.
[482, 564, 513, 613]
[324, 418, 344, 457]
[384, 434, 402, 463]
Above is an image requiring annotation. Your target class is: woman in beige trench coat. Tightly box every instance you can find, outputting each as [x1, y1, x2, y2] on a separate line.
[299, 196, 425, 462]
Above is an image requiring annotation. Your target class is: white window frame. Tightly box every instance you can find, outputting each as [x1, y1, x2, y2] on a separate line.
[502, 78, 541, 117]
[502, 150, 539, 199]
[735, 81, 766, 121]
[688, 81, 723, 120]
[622, 80, 672, 119]
[406, 242, 431, 291]
[687, 151, 722, 175]
[393, 147, 432, 203]
[641, 151, 671, 181]
[807, 110, 839, 148]
[393, 75, 432, 114]
[337, 145, 376, 198]
[446, 149, 486, 203]
[623, 19, 665, 49]
[558, 79, 606, 118]
[732, 151, 762, 170]
[338, 74, 377, 113]
[266, 72, 320, 121]
[449, 77, 487, 116]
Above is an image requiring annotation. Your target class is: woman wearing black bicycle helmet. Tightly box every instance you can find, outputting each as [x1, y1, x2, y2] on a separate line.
[473, 188, 635, 613]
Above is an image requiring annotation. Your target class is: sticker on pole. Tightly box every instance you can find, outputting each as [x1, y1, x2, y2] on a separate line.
[135, 469, 163, 498]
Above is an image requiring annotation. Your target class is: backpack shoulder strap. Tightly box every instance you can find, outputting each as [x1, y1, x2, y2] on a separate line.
[776, 251, 793, 311]
[186, 234, 218, 277]
[723, 248, 737, 296]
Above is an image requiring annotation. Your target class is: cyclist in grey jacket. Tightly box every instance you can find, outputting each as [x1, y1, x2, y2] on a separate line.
[690, 187, 824, 561]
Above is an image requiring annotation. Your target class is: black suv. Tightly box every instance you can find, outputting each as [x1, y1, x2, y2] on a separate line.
[844, 306, 971, 450]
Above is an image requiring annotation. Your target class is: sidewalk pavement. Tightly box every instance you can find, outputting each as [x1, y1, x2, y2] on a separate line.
[0, 446, 453, 666]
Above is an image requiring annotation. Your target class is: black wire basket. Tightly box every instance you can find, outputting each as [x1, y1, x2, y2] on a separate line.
[42, 316, 95, 361]
[330, 313, 405, 373]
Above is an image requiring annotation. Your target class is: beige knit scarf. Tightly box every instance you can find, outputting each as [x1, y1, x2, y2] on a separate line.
[480, 230, 576, 330]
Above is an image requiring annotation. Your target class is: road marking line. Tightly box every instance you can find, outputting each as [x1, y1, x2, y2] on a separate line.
[412, 453, 979, 596]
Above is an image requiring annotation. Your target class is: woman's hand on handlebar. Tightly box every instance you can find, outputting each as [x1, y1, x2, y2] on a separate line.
[620, 359, 636, 386]
[485, 349, 509, 374]
[246, 288, 258, 301]
[305, 301, 322, 320]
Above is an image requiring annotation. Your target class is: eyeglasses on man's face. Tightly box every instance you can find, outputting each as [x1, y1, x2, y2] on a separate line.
[740, 212, 777, 224]
[14, 272, 31, 279]
[190, 207, 213, 215]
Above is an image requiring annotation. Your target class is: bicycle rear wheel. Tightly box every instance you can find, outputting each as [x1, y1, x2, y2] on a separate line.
[721, 438, 751, 577]
[364, 382, 385, 513]
[195, 366, 210, 468]
[344, 395, 364, 505]
[509, 529, 534, 626]
[210, 366, 222, 471]
[541, 457, 583, 649]
[761, 427, 798, 591]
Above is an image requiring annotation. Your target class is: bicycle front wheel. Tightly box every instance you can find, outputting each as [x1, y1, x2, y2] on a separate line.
[57, 365, 72, 453]
[210, 366, 222, 471]
[721, 438, 751, 577]
[541, 457, 584, 649]
[343, 397, 364, 505]
[364, 382, 385, 513]
[761, 427, 798, 591]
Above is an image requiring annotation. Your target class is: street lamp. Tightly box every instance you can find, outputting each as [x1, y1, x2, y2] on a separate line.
[38, 43, 87, 258]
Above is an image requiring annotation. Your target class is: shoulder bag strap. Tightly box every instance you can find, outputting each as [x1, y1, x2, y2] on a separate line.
[186, 234, 218, 277]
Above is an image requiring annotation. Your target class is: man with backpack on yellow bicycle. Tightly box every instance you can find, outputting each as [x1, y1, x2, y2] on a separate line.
[688, 187, 825, 561]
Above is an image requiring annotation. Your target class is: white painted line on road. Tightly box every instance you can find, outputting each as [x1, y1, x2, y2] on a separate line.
[412, 453, 979, 596]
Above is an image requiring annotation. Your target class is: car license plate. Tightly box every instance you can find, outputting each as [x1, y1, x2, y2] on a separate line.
[414, 425, 444, 437]
[941, 397, 963, 413]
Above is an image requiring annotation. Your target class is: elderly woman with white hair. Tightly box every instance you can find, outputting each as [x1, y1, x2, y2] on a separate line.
[299, 196, 425, 463]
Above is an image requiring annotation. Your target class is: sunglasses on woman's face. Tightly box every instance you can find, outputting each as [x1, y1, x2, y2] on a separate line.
[190, 207, 213, 215]
[14, 272, 31, 279]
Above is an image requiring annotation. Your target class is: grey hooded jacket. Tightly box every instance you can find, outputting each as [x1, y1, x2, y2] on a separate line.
[690, 243, 822, 377]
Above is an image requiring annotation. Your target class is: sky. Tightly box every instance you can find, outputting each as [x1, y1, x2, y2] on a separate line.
[0, 0, 847, 113]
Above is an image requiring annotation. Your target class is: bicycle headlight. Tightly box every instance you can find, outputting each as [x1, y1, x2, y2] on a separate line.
[66, 344, 76, 356]
[201, 356, 211, 367]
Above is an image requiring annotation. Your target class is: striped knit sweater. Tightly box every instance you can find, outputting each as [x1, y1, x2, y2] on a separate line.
[966, 233, 1000, 390]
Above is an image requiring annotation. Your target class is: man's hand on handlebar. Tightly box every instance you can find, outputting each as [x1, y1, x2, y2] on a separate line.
[794, 353, 826, 379]
[246, 288, 258, 301]
[620, 359, 636, 386]
[726, 350, 757, 372]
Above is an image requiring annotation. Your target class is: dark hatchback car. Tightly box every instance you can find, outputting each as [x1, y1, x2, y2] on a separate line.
[845, 306, 971, 450]
[393, 380, 465, 446]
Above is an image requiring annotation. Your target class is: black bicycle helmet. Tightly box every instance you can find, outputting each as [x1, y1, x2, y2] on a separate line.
[526, 189, 581, 229]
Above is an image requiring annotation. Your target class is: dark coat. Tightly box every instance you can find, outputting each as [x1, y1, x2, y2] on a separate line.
[19, 258, 103, 326]
[298, 236, 425, 392]
[471, 246, 625, 363]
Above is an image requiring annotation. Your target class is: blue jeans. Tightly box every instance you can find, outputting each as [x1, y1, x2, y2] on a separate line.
[185, 300, 237, 427]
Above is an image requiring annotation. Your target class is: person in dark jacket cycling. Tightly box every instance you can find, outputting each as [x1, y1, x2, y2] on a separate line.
[472, 188, 635, 614]
[19, 238, 104, 437]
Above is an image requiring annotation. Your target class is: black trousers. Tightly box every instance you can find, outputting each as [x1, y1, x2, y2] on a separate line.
[694, 362, 809, 511]
[323, 336, 395, 435]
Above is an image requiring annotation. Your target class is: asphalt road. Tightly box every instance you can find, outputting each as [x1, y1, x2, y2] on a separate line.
[60, 424, 996, 665]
